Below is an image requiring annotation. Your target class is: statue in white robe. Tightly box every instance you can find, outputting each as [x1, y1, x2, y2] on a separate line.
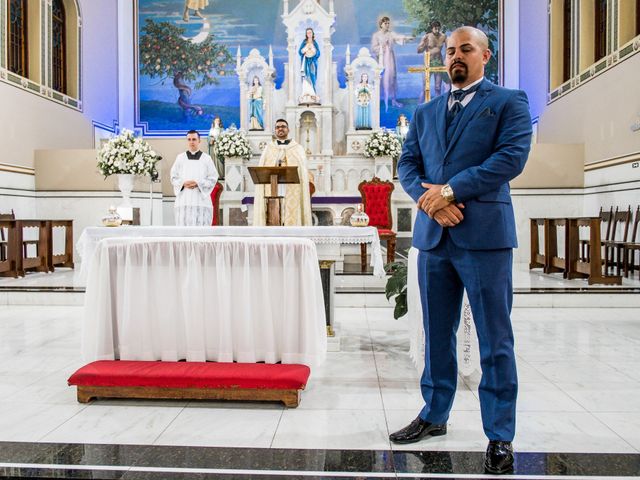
[170, 150, 218, 226]
[253, 139, 313, 226]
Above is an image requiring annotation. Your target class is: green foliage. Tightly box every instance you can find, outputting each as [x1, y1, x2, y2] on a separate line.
[402, 0, 499, 82]
[384, 261, 408, 319]
[139, 19, 234, 89]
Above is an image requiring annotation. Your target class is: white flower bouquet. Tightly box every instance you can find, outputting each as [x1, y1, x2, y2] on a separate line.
[97, 129, 161, 180]
[215, 130, 252, 160]
[363, 129, 402, 160]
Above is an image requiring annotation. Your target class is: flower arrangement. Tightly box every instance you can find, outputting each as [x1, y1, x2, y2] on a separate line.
[97, 129, 161, 180]
[363, 129, 402, 160]
[215, 130, 252, 160]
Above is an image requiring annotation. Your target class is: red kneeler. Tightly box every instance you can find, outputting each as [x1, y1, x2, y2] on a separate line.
[68, 361, 311, 407]
[211, 181, 223, 226]
[358, 177, 397, 271]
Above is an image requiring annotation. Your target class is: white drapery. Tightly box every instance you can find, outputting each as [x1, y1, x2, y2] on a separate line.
[83, 237, 327, 365]
[407, 247, 480, 377]
[76, 226, 385, 283]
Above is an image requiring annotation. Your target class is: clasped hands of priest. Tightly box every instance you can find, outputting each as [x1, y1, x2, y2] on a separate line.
[183, 180, 199, 189]
[418, 183, 465, 228]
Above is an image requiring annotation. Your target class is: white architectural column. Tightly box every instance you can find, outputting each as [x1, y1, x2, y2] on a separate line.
[117, 0, 136, 129]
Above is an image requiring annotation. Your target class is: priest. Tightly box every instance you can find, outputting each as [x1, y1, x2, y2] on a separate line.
[253, 119, 313, 226]
[170, 130, 219, 226]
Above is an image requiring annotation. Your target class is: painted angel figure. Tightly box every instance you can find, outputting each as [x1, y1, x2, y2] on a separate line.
[248, 75, 264, 130]
[371, 16, 414, 111]
[183, 0, 208, 22]
[298, 28, 320, 104]
[355, 73, 372, 130]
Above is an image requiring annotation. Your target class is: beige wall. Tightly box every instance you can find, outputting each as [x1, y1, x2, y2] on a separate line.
[0, 82, 94, 168]
[511, 143, 584, 188]
[537, 53, 640, 166]
[619, 0, 638, 45]
[34, 149, 159, 192]
[549, 0, 565, 90]
[578, 0, 596, 71]
[0, 0, 118, 170]
[27, 0, 41, 83]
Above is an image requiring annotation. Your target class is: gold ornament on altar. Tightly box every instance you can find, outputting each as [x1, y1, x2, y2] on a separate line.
[350, 203, 370, 227]
[101, 206, 122, 227]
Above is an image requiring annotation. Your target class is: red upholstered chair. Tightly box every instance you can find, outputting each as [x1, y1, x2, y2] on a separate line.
[358, 177, 396, 271]
[210, 181, 223, 226]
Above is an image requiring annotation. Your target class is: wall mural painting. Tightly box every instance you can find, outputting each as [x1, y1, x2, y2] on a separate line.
[136, 0, 499, 135]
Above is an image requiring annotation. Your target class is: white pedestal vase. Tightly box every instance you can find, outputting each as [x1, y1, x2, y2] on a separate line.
[374, 156, 393, 181]
[224, 157, 245, 193]
[117, 174, 135, 208]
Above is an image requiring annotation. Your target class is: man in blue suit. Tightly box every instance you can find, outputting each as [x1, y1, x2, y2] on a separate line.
[390, 27, 532, 475]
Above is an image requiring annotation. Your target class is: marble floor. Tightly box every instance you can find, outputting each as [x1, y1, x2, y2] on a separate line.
[0, 294, 639, 477]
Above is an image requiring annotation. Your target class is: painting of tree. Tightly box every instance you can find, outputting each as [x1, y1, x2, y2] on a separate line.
[402, 0, 499, 82]
[139, 18, 234, 118]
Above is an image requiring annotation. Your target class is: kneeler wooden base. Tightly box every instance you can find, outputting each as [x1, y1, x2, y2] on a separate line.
[69, 361, 311, 408]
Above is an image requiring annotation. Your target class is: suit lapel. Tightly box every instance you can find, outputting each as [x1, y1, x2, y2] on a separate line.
[434, 95, 448, 155]
[444, 80, 493, 158]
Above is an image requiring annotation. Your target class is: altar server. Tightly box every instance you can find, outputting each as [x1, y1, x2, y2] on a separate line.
[171, 130, 219, 226]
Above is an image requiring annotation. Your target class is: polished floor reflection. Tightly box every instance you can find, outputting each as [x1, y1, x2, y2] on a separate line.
[0, 272, 639, 477]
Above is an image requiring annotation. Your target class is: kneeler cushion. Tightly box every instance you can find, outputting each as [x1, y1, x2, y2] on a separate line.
[68, 360, 311, 390]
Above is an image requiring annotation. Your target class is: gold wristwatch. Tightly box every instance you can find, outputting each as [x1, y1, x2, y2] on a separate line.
[441, 184, 455, 202]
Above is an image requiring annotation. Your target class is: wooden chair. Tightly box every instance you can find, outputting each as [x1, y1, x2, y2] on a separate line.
[580, 206, 613, 262]
[604, 206, 632, 275]
[0, 210, 38, 259]
[620, 206, 640, 278]
[210, 181, 223, 226]
[358, 177, 396, 270]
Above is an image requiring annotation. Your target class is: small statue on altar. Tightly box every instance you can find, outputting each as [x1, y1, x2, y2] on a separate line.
[208, 116, 224, 179]
[298, 28, 320, 104]
[396, 114, 409, 142]
[355, 73, 372, 130]
[248, 75, 264, 131]
[394, 114, 409, 179]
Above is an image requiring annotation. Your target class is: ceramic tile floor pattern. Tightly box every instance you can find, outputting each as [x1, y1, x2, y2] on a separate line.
[0, 303, 639, 478]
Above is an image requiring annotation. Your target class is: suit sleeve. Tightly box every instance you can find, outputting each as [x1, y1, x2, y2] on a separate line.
[397, 109, 430, 203]
[447, 90, 532, 203]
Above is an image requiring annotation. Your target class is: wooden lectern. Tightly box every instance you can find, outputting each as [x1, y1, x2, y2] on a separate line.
[248, 166, 300, 226]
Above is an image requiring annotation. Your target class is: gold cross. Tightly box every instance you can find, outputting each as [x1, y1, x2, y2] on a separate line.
[407, 51, 448, 103]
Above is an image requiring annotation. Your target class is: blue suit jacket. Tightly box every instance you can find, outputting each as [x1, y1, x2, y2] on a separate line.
[398, 80, 532, 251]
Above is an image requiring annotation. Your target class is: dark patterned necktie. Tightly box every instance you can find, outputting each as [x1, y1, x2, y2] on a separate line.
[447, 83, 481, 123]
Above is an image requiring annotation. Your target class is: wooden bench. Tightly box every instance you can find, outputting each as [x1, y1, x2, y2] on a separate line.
[68, 360, 311, 407]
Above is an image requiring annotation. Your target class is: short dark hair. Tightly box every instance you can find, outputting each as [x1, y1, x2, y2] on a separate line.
[274, 118, 288, 127]
[187, 129, 200, 138]
[431, 20, 441, 28]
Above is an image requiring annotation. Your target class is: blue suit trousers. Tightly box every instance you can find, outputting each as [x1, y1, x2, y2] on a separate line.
[417, 231, 518, 441]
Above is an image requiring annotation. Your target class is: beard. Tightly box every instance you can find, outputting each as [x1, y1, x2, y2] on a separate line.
[449, 62, 468, 83]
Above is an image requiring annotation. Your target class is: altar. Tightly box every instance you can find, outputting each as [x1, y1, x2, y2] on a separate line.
[82, 236, 327, 365]
[77, 226, 385, 342]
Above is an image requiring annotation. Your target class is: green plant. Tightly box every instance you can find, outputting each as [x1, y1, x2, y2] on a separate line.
[385, 261, 408, 319]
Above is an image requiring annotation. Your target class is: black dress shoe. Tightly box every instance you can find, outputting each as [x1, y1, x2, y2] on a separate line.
[389, 417, 447, 444]
[484, 440, 514, 474]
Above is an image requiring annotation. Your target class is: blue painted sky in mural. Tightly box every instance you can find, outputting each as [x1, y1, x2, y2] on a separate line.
[137, 0, 498, 132]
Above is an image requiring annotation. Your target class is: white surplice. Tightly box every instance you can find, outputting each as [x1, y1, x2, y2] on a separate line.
[170, 151, 218, 226]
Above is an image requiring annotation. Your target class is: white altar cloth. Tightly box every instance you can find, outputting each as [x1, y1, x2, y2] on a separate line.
[407, 248, 480, 377]
[76, 226, 385, 282]
[83, 237, 327, 365]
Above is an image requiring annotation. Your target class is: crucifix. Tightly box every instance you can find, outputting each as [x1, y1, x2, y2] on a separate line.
[407, 51, 448, 103]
